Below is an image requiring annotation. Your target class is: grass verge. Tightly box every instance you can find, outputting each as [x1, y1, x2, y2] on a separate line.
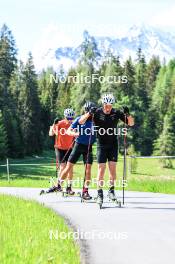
[0, 194, 80, 264]
[0, 151, 175, 194]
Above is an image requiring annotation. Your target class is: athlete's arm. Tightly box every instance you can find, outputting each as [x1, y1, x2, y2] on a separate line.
[122, 107, 134, 126]
[66, 126, 79, 137]
[118, 108, 134, 127]
[79, 107, 97, 124]
[49, 125, 58, 136]
[49, 125, 54, 136]
[49, 123, 59, 136]
[79, 113, 90, 124]
[127, 115, 134, 126]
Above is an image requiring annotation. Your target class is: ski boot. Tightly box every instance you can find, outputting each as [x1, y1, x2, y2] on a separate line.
[107, 187, 121, 207]
[81, 188, 92, 202]
[66, 186, 75, 195]
[62, 185, 75, 196]
[96, 189, 103, 209]
[40, 184, 62, 195]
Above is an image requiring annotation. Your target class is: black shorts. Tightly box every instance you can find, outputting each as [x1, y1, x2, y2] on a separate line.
[55, 148, 72, 163]
[97, 145, 118, 163]
[68, 142, 93, 164]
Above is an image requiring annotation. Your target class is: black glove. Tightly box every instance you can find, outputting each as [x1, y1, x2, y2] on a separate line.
[89, 107, 97, 115]
[123, 106, 130, 115]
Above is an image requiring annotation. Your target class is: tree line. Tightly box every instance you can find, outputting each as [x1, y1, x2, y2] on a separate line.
[0, 25, 175, 162]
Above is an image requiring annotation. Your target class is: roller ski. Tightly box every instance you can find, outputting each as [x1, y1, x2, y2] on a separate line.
[107, 188, 121, 208]
[40, 184, 62, 195]
[96, 189, 103, 209]
[81, 188, 92, 202]
[62, 185, 81, 197]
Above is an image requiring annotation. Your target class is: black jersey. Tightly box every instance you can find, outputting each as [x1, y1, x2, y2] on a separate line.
[93, 107, 127, 146]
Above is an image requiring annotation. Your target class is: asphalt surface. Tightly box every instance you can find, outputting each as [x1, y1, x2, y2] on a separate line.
[1, 187, 175, 264]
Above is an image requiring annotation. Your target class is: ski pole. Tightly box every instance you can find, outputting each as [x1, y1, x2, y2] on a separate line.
[81, 116, 93, 198]
[55, 156, 59, 177]
[122, 114, 127, 205]
[51, 139, 75, 186]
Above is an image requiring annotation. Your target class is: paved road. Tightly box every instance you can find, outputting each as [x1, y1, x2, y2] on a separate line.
[1, 187, 175, 264]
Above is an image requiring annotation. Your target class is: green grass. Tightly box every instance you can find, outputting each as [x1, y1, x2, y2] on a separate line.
[0, 194, 80, 264]
[0, 150, 175, 194]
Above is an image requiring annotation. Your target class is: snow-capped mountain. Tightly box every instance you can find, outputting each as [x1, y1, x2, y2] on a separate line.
[34, 25, 175, 71]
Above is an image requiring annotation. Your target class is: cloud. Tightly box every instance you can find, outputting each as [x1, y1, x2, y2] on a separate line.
[150, 5, 175, 28]
[33, 23, 75, 52]
[32, 23, 79, 71]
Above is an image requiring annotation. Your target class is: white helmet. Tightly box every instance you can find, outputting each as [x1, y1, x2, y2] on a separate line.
[101, 93, 115, 105]
[64, 108, 75, 118]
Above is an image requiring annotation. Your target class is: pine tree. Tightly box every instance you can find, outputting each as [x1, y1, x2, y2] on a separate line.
[0, 24, 17, 109]
[19, 53, 42, 155]
[151, 59, 175, 146]
[71, 32, 101, 113]
[146, 56, 161, 98]
[56, 67, 75, 115]
[122, 56, 135, 97]
[153, 72, 175, 163]
[0, 111, 8, 159]
[38, 67, 59, 118]
[153, 114, 175, 168]
[135, 49, 148, 108]
[0, 24, 23, 157]
[137, 56, 161, 155]
[100, 54, 123, 99]
[81, 30, 100, 65]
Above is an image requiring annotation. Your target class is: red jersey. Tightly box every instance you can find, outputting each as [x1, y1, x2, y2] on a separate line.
[53, 120, 74, 150]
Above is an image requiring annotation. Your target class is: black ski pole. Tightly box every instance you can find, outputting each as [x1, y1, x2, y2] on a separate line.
[56, 157, 59, 178]
[81, 115, 93, 200]
[123, 114, 127, 205]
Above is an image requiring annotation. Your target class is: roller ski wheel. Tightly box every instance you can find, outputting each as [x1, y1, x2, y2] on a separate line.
[41, 185, 63, 195]
[107, 190, 121, 207]
[99, 202, 103, 209]
[62, 191, 81, 198]
[40, 189, 45, 195]
[81, 197, 92, 203]
[115, 199, 121, 208]
[96, 195, 103, 209]
[82, 191, 92, 201]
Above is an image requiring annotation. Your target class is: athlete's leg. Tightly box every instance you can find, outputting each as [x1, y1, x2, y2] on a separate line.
[108, 161, 117, 187]
[67, 167, 73, 181]
[107, 145, 118, 199]
[97, 163, 106, 188]
[96, 147, 107, 203]
[96, 164, 105, 204]
[97, 147, 107, 188]
[65, 149, 74, 186]
[59, 162, 74, 185]
[84, 164, 91, 187]
[83, 148, 93, 188]
[60, 162, 66, 172]
[55, 148, 59, 170]
[107, 161, 117, 201]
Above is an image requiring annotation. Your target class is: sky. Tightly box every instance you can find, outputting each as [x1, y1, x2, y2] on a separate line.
[0, 0, 175, 62]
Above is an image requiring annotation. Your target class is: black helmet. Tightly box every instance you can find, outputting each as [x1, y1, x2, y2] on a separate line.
[84, 101, 96, 112]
